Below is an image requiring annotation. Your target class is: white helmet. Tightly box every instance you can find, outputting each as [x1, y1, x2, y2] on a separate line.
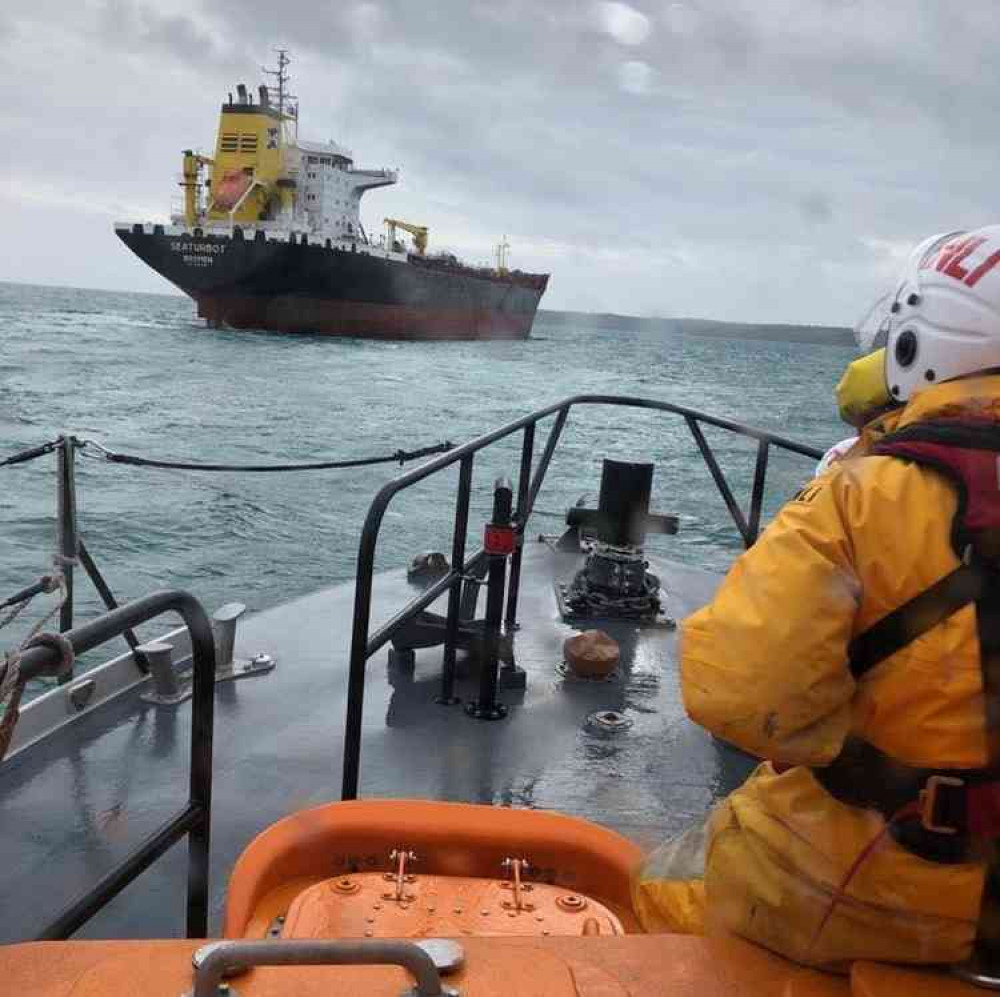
[878, 226, 1000, 402]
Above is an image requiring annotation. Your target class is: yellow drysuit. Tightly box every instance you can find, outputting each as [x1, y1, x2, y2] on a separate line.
[642, 377, 1000, 969]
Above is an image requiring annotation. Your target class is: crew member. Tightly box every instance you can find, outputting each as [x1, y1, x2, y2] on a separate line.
[637, 226, 1000, 970]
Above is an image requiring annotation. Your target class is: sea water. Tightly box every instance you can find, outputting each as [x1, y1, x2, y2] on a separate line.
[0, 281, 853, 668]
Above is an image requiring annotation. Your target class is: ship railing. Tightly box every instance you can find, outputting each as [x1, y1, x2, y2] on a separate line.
[341, 394, 824, 800]
[18, 589, 217, 941]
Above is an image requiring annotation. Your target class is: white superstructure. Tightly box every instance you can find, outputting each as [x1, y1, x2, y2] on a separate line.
[296, 139, 396, 243]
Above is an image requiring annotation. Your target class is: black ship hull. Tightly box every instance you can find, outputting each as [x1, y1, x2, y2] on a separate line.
[117, 228, 548, 340]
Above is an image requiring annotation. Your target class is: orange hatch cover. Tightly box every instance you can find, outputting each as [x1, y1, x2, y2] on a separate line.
[281, 871, 625, 939]
[224, 799, 642, 938]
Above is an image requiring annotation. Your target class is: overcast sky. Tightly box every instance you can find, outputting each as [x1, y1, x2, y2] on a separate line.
[2, 0, 998, 323]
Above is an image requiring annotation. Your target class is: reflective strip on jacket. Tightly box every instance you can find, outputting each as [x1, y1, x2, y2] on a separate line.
[677, 376, 1000, 968]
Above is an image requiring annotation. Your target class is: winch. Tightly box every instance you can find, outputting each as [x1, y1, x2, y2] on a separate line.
[555, 459, 677, 627]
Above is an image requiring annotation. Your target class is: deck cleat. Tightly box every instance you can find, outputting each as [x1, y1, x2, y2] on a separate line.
[138, 640, 192, 706]
[212, 603, 277, 683]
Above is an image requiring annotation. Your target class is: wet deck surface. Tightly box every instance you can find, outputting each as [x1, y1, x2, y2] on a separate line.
[0, 540, 753, 942]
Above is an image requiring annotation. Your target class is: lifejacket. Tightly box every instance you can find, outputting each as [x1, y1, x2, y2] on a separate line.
[815, 418, 1000, 864]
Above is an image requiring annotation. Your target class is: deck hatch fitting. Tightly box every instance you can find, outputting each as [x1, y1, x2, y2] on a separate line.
[585, 709, 633, 733]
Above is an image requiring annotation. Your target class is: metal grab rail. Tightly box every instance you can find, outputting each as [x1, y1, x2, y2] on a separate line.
[341, 393, 824, 800]
[190, 939, 455, 997]
[18, 589, 217, 940]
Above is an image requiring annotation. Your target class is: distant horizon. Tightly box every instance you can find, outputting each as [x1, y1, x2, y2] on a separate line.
[0, 278, 850, 334]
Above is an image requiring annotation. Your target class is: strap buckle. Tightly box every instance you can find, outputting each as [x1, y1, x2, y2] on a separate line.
[919, 774, 965, 834]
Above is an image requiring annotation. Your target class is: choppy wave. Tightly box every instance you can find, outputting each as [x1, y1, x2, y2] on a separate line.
[0, 281, 851, 648]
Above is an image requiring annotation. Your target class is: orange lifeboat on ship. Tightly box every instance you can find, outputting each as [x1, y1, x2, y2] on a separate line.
[212, 169, 253, 211]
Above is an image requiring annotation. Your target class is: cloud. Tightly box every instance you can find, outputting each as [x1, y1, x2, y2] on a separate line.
[595, 2, 652, 46]
[618, 60, 655, 95]
[799, 191, 834, 225]
[0, 177, 162, 222]
[96, 0, 225, 66]
[1, 0, 1000, 322]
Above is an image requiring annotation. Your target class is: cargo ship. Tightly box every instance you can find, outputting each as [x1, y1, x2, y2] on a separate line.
[116, 53, 549, 340]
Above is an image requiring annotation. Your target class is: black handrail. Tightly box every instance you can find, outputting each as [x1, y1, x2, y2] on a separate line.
[341, 394, 825, 800]
[17, 589, 217, 940]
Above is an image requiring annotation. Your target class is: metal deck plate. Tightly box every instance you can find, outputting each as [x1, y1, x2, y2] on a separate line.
[0, 542, 753, 942]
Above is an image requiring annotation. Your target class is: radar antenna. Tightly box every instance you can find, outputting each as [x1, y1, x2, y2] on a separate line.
[262, 49, 298, 120]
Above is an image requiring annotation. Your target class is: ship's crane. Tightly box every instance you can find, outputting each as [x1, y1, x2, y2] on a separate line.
[180, 150, 216, 226]
[384, 218, 428, 256]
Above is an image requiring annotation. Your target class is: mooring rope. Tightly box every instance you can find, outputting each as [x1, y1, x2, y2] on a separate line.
[0, 439, 59, 468]
[0, 566, 71, 762]
[0, 437, 454, 473]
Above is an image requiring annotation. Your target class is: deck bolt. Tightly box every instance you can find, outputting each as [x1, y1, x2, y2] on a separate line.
[453, 907, 463, 914]
[365, 929, 374, 937]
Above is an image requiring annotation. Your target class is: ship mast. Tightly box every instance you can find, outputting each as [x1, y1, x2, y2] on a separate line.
[495, 235, 511, 274]
[262, 49, 298, 139]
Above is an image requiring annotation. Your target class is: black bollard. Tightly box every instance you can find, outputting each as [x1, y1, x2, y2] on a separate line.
[466, 478, 514, 720]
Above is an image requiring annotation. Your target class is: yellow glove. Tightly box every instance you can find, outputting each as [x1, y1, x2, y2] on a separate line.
[835, 348, 891, 427]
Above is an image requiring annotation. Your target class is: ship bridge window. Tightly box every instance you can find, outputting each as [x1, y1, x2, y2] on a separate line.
[220, 133, 239, 152]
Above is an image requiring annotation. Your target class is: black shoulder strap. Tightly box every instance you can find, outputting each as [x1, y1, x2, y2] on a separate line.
[848, 561, 985, 679]
[977, 563, 1000, 761]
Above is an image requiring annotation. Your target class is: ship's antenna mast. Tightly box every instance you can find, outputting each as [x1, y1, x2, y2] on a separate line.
[262, 49, 298, 133]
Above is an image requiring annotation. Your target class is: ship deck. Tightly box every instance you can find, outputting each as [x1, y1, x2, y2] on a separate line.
[0, 540, 751, 943]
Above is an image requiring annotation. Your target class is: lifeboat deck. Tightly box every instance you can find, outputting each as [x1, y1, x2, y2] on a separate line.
[0, 541, 751, 942]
